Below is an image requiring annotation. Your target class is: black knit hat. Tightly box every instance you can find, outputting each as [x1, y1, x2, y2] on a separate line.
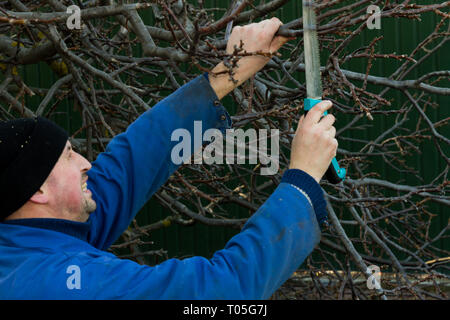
[0, 117, 69, 220]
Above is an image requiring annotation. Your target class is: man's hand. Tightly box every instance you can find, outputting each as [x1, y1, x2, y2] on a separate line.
[209, 18, 290, 100]
[289, 101, 338, 183]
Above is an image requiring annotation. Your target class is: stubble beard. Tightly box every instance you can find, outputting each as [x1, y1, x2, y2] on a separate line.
[81, 192, 97, 220]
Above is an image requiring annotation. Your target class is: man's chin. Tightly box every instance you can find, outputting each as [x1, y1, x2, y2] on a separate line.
[86, 199, 97, 214]
[82, 198, 97, 220]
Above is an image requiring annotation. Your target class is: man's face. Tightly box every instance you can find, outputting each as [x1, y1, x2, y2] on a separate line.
[43, 141, 97, 222]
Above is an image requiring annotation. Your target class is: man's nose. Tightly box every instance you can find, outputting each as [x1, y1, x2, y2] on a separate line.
[77, 152, 92, 172]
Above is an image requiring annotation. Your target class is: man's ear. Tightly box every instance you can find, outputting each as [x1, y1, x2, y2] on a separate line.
[29, 189, 49, 204]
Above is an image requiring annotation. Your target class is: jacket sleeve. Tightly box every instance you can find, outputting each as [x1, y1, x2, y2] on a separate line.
[85, 74, 231, 250]
[66, 182, 321, 300]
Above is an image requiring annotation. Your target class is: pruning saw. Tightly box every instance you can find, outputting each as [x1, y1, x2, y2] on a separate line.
[303, 0, 346, 184]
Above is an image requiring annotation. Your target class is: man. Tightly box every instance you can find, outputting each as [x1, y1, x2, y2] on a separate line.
[0, 18, 337, 299]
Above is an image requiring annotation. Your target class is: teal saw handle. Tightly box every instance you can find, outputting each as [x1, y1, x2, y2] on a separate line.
[304, 98, 347, 184]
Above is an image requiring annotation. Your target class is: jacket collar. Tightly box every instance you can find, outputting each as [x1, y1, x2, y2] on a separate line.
[1, 218, 90, 242]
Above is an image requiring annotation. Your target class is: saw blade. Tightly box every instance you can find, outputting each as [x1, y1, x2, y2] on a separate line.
[302, 0, 322, 100]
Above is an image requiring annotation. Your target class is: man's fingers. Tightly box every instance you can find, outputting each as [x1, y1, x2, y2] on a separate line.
[318, 114, 336, 130]
[305, 100, 333, 125]
[269, 36, 291, 53]
[268, 17, 292, 52]
[228, 18, 286, 54]
[260, 18, 283, 45]
[325, 126, 336, 139]
[262, 17, 282, 29]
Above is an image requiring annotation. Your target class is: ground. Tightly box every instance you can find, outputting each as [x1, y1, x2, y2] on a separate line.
[271, 271, 450, 300]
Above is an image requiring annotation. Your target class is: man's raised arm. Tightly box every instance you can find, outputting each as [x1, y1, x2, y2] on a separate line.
[85, 19, 291, 249]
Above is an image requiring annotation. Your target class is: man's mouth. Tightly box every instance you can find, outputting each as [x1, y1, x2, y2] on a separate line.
[82, 182, 88, 192]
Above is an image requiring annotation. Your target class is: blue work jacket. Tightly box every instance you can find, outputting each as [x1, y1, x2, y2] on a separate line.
[0, 74, 323, 299]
